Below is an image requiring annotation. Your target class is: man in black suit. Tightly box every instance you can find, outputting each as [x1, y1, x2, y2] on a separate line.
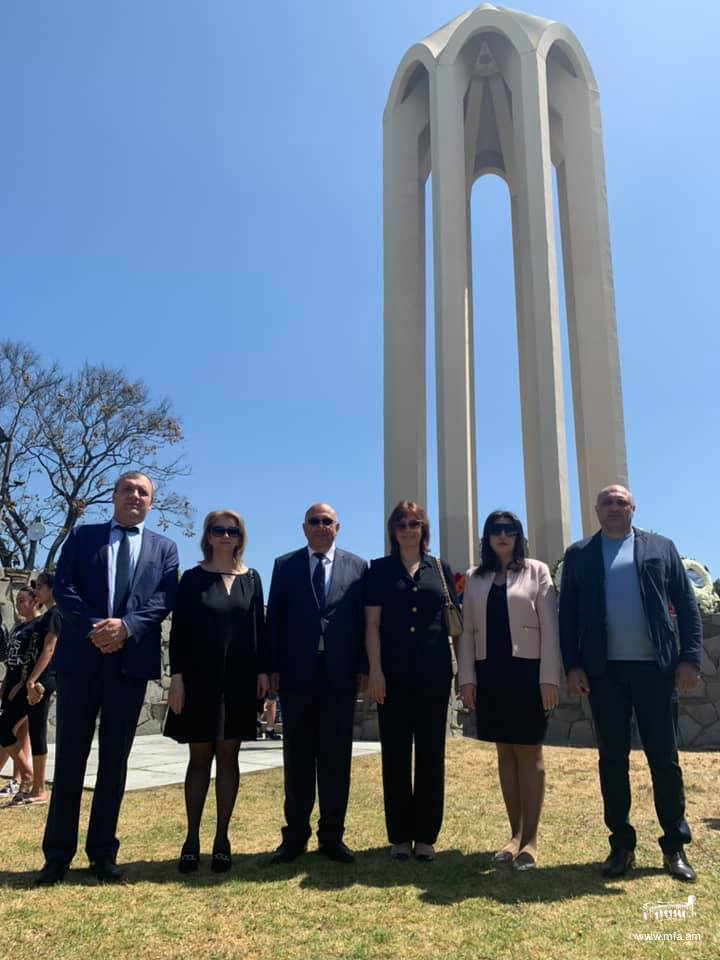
[36, 471, 178, 885]
[559, 484, 702, 883]
[266, 502, 367, 863]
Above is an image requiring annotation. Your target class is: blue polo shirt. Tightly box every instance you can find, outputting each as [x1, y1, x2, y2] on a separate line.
[601, 531, 655, 661]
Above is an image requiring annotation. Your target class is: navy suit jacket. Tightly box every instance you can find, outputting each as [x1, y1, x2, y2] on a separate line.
[54, 522, 179, 681]
[266, 546, 367, 693]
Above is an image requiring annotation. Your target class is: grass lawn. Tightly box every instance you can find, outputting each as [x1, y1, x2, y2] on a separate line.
[0, 739, 717, 960]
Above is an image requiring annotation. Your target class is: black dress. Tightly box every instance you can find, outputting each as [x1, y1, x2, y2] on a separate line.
[163, 566, 267, 744]
[474, 582, 547, 745]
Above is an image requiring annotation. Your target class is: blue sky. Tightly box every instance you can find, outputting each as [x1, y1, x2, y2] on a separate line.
[1, 1, 718, 586]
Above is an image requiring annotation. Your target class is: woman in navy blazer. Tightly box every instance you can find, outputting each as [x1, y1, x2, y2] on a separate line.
[458, 510, 560, 871]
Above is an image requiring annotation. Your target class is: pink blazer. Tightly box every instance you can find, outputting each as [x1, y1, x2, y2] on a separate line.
[457, 558, 561, 688]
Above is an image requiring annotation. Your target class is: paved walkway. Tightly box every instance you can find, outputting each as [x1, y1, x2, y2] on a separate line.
[42, 735, 382, 791]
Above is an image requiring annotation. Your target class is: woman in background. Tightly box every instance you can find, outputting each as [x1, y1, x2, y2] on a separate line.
[0, 574, 60, 806]
[458, 510, 560, 870]
[165, 510, 268, 873]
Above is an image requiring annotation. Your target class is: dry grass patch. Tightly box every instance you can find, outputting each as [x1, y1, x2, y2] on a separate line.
[0, 740, 718, 960]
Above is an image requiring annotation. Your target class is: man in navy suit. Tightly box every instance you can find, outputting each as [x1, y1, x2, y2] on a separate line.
[267, 503, 367, 863]
[36, 471, 178, 885]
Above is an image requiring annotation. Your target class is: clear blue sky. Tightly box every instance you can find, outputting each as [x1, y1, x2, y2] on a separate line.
[1, 1, 718, 586]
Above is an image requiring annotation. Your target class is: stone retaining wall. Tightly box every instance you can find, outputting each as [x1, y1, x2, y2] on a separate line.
[460, 613, 720, 749]
[1, 572, 718, 748]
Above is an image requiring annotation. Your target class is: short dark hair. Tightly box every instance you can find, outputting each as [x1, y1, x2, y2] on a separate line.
[113, 471, 154, 499]
[476, 509, 527, 575]
[386, 500, 430, 556]
[36, 571, 55, 590]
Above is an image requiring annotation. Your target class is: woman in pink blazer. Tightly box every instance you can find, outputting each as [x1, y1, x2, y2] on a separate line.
[458, 510, 560, 871]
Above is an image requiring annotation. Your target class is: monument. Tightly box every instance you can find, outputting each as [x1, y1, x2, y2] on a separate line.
[383, 4, 627, 572]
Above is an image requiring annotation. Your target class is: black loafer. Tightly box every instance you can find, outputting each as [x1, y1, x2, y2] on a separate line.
[601, 848, 635, 878]
[271, 842, 307, 864]
[90, 859, 124, 882]
[34, 861, 69, 886]
[663, 850, 696, 883]
[178, 844, 200, 874]
[318, 841, 355, 864]
[211, 841, 232, 874]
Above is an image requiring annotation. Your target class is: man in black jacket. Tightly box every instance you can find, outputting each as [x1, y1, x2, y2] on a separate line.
[559, 485, 701, 882]
[266, 503, 367, 864]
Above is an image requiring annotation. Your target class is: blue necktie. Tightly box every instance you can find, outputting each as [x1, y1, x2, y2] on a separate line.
[312, 553, 326, 610]
[113, 526, 138, 617]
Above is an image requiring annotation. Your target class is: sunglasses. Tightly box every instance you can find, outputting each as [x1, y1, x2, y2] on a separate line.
[395, 520, 422, 531]
[488, 523, 518, 537]
[209, 525, 241, 538]
[307, 516, 335, 527]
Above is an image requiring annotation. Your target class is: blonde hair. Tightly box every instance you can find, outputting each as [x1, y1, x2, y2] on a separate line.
[200, 510, 246, 568]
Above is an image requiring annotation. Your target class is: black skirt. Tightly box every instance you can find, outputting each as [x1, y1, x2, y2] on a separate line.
[474, 657, 548, 745]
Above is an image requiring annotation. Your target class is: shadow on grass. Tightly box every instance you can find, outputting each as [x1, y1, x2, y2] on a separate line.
[0, 847, 664, 904]
[702, 818, 720, 831]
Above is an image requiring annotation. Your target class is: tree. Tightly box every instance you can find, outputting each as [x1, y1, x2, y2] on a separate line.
[0, 341, 193, 570]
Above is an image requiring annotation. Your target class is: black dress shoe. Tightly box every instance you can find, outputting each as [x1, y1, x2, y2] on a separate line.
[601, 848, 635, 878]
[90, 859, 124, 882]
[34, 861, 68, 886]
[318, 841, 355, 864]
[663, 850, 696, 883]
[270, 842, 307, 864]
[178, 842, 200, 874]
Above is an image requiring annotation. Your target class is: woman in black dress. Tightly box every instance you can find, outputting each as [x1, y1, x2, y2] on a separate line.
[0, 574, 61, 805]
[458, 511, 560, 870]
[165, 510, 269, 872]
[365, 500, 458, 862]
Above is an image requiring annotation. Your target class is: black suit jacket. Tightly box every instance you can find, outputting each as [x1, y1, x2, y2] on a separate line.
[559, 527, 702, 677]
[266, 546, 367, 692]
[54, 521, 179, 680]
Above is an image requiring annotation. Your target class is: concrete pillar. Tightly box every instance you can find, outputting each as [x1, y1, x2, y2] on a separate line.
[429, 62, 478, 572]
[383, 85, 430, 523]
[550, 65, 628, 536]
[508, 49, 570, 563]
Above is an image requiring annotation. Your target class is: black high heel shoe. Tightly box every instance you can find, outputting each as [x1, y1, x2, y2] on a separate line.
[211, 839, 232, 873]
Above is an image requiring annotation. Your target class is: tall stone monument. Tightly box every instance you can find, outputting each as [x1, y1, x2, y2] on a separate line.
[384, 4, 627, 572]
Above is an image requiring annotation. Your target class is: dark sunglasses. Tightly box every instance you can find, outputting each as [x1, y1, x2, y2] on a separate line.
[395, 520, 422, 531]
[308, 516, 335, 527]
[488, 523, 518, 537]
[209, 525, 241, 538]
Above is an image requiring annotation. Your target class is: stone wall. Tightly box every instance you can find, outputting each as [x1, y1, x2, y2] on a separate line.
[2, 572, 717, 747]
[460, 614, 720, 749]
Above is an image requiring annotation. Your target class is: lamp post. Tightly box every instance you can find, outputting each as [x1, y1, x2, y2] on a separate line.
[27, 516, 46, 573]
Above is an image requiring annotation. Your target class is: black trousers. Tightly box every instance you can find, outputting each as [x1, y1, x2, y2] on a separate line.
[42, 650, 146, 865]
[377, 686, 449, 845]
[0, 666, 56, 755]
[588, 660, 691, 854]
[280, 656, 356, 847]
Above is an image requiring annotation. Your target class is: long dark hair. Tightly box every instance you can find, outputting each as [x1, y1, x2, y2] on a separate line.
[476, 509, 527, 575]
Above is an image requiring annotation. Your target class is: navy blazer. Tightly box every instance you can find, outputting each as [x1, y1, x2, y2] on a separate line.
[54, 522, 179, 680]
[559, 527, 702, 677]
[266, 546, 367, 692]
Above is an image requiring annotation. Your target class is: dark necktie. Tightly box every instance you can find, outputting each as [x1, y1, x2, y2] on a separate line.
[113, 526, 139, 617]
[312, 553, 326, 610]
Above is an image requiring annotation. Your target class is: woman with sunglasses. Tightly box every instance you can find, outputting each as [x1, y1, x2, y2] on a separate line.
[365, 500, 458, 862]
[0, 575, 60, 806]
[457, 510, 560, 871]
[165, 510, 269, 873]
